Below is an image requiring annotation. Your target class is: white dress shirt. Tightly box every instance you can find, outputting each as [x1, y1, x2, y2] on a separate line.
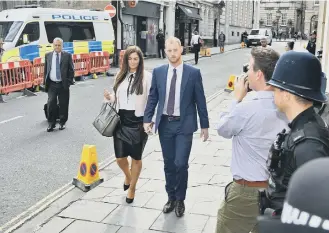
[117, 73, 136, 111]
[190, 35, 200, 46]
[217, 91, 289, 181]
[163, 63, 183, 116]
[50, 51, 61, 82]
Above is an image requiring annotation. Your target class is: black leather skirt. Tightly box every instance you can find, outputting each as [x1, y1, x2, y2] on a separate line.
[113, 109, 148, 160]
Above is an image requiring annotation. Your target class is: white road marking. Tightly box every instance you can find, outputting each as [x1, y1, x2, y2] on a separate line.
[0, 116, 23, 125]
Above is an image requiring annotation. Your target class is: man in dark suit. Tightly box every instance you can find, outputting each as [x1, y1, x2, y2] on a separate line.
[44, 37, 74, 132]
[143, 36, 209, 217]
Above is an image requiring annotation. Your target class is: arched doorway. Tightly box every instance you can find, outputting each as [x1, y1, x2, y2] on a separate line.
[310, 15, 318, 34]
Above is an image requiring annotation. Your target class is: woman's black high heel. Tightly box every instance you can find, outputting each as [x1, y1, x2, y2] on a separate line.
[126, 187, 135, 204]
[123, 183, 130, 191]
[126, 197, 134, 204]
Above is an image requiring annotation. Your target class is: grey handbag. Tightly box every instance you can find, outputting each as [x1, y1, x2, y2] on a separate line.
[93, 101, 120, 137]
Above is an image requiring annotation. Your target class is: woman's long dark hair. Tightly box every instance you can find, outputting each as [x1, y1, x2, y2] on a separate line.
[113, 46, 144, 95]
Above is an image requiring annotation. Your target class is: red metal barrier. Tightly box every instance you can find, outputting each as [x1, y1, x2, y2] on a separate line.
[72, 53, 90, 77]
[32, 57, 45, 86]
[0, 60, 33, 94]
[89, 51, 110, 73]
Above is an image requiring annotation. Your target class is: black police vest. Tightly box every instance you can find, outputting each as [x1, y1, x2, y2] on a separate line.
[270, 115, 329, 199]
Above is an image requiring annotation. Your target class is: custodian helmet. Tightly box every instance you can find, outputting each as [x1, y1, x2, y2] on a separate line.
[267, 51, 327, 103]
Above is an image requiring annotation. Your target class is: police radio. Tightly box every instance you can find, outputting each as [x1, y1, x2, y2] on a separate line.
[267, 129, 286, 174]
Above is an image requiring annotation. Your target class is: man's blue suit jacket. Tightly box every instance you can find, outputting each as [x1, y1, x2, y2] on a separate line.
[143, 63, 209, 134]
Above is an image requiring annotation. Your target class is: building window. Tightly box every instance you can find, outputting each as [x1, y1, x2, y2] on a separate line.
[232, 31, 234, 36]
[314, 0, 319, 5]
[266, 13, 272, 26]
[237, 32, 240, 37]
[281, 13, 287, 25]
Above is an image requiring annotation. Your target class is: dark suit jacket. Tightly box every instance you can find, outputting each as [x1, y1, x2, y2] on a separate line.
[44, 51, 75, 92]
[143, 63, 209, 134]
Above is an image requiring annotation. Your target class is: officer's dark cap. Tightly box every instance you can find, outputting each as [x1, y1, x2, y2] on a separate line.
[267, 51, 327, 103]
[258, 158, 329, 233]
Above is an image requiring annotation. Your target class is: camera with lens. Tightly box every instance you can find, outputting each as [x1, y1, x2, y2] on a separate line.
[242, 63, 252, 92]
[243, 63, 249, 73]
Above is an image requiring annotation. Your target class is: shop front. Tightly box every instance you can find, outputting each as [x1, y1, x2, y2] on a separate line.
[122, 1, 160, 57]
[174, 3, 202, 47]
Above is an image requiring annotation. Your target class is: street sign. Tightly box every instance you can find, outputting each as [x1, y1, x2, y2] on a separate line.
[104, 4, 116, 18]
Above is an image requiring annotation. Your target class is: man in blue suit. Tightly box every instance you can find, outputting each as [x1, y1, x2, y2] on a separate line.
[144, 37, 209, 217]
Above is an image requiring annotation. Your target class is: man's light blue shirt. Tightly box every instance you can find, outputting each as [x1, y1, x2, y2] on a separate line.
[217, 91, 289, 181]
[50, 51, 61, 82]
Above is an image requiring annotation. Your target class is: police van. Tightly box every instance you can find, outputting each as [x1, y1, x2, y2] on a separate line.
[0, 5, 115, 62]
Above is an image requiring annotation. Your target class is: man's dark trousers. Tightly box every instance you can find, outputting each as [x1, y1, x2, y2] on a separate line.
[158, 117, 193, 201]
[47, 80, 69, 124]
[158, 46, 165, 58]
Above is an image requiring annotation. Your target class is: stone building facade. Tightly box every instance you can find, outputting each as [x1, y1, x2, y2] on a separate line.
[259, 0, 319, 37]
[316, 0, 329, 78]
[259, 0, 302, 37]
[0, 0, 260, 52]
[222, 0, 260, 44]
[304, 0, 319, 35]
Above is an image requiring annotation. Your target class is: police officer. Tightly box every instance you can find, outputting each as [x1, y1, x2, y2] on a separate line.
[260, 51, 329, 216]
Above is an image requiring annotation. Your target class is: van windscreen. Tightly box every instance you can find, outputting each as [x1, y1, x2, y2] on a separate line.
[44, 21, 95, 43]
[0, 21, 23, 42]
[250, 30, 260, 35]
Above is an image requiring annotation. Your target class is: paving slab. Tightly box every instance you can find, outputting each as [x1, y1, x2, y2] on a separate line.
[81, 187, 116, 201]
[61, 220, 120, 233]
[34, 217, 74, 233]
[150, 213, 209, 233]
[102, 206, 162, 230]
[103, 189, 155, 208]
[100, 176, 149, 190]
[117, 226, 170, 233]
[202, 217, 218, 233]
[58, 200, 118, 222]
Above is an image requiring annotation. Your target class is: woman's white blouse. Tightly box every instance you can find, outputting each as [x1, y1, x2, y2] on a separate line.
[117, 73, 136, 110]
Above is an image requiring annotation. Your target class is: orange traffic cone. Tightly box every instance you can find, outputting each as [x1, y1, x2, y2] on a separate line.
[225, 75, 236, 92]
[72, 145, 104, 192]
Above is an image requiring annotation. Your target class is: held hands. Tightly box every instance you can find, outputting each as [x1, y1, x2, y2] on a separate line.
[143, 122, 154, 134]
[234, 74, 249, 102]
[200, 128, 209, 142]
[104, 89, 111, 100]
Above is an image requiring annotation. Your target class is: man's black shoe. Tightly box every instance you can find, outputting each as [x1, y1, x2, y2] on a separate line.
[59, 123, 66, 130]
[47, 124, 56, 132]
[163, 200, 176, 213]
[175, 200, 185, 217]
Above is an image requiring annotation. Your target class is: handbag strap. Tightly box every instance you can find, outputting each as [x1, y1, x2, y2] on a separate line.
[111, 89, 118, 109]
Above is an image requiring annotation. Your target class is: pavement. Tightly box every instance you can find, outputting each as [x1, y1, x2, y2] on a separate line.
[0, 42, 288, 232]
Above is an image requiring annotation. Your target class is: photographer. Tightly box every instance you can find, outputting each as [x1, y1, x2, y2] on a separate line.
[260, 51, 329, 216]
[215, 47, 288, 233]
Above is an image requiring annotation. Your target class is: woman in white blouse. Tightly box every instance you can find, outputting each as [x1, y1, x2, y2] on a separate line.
[104, 46, 152, 203]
